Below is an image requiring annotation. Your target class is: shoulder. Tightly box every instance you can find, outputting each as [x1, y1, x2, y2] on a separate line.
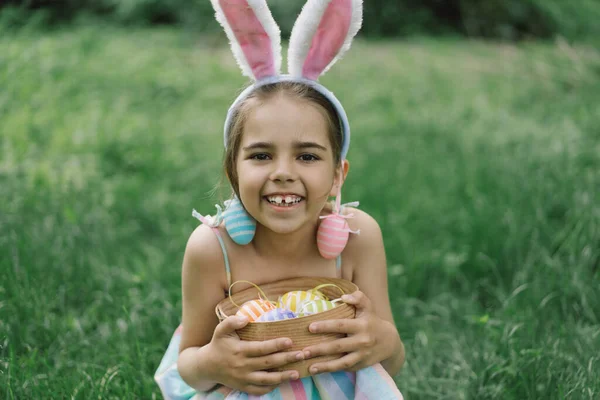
[345, 207, 383, 246]
[342, 207, 385, 264]
[183, 224, 227, 279]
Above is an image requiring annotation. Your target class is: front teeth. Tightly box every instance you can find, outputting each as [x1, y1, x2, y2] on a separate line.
[267, 195, 301, 205]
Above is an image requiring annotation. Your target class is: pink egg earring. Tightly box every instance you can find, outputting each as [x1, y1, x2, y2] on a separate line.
[316, 176, 360, 259]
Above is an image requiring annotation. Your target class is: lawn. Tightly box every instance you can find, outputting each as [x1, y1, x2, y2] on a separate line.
[1, 23, 599, 399]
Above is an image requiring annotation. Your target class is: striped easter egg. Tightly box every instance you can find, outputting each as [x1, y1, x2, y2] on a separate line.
[255, 308, 297, 322]
[223, 197, 256, 245]
[316, 215, 350, 259]
[277, 290, 324, 313]
[235, 299, 275, 322]
[298, 299, 339, 316]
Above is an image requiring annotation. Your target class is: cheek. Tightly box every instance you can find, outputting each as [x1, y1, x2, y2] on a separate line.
[236, 166, 264, 197]
[310, 171, 336, 196]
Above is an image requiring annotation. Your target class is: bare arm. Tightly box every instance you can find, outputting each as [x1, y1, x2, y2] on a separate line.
[348, 210, 405, 376]
[177, 224, 228, 391]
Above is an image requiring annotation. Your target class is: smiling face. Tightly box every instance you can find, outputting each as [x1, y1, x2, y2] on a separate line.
[236, 93, 341, 234]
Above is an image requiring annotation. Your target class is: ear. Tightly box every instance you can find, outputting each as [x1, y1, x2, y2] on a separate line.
[288, 0, 363, 80]
[211, 0, 281, 80]
[330, 160, 350, 197]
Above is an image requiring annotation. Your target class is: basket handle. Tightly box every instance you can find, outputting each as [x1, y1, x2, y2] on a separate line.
[227, 280, 277, 309]
[311, 283, 346, 300]
[215, 304, 229, 321]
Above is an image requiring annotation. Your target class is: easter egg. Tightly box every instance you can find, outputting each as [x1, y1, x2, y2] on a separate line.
[235, 299, 275, 321]
[298, 299, 339, 316]
[255, 308, 297, 322]
[316, 215, 350, 259]
[223, 197, 256, 245]
[278, 290, 324, 313]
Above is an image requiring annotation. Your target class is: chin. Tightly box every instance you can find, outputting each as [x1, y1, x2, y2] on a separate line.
[263, 220, 305, 235]
[262, 213, 321, 235]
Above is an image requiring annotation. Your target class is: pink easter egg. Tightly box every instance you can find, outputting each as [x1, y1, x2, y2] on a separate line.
[235, 299, 275, 322]
[317, 215, 350, 259]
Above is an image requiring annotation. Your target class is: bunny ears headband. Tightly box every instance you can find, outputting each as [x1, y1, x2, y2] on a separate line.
[212, 0, 363, 160]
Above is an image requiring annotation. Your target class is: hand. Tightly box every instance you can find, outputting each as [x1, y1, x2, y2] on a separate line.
[302, 291, 396, 374]
[206, 316, 305, 395]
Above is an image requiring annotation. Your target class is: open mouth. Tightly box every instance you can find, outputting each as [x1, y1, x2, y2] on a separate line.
[264, 194, 304, 207]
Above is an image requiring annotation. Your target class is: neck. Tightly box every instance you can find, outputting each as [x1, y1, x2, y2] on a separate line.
[252, 220, 320, 262]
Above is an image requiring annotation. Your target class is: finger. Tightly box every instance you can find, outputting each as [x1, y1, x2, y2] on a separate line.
[243, 337, 294, 357]
[308, 352, 362, 375]
[341, 290, 372, 311]
[302, 336, 355, 359]
[249, 349, 305, 370]
[309, 318, 361, 335]
[247, 369, 300, 387]
[213, 316, 248, 338]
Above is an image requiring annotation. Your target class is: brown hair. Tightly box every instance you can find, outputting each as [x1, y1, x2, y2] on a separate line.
[223, 81, 343, 198]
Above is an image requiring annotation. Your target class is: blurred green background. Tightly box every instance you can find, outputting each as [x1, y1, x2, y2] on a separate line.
[2, 0, 600, 40]
[1, 1, 599, 399]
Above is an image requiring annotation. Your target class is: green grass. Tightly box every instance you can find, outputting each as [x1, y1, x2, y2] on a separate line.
[1, 24, 599, 399]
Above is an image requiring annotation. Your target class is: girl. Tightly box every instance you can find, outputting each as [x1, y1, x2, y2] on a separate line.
[155, 0, 405, 398]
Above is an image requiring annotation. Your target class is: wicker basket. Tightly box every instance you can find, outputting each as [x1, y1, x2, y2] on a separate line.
[215, 277, 358, 378]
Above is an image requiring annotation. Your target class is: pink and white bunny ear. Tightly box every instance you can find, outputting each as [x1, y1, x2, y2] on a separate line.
[288, 0, 363, 80]
[211, 0, 281, 81]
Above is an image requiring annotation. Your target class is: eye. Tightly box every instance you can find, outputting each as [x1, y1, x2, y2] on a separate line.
[298, 153, 320, 162]
[250, 153, 271, 161]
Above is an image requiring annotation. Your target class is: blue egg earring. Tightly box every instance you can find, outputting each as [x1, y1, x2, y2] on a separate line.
[192, 196, 256, 245]
[222, 196, 256, 245]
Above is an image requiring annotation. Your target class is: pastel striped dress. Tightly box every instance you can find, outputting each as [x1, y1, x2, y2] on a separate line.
[155, 324, 403, 400]
[155, 220, 403, 399]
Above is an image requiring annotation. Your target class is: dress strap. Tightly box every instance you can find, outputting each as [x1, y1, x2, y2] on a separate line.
[210, 227, 232, 288]
[192, 209, 232, 289]
[335, 254, 342, 278]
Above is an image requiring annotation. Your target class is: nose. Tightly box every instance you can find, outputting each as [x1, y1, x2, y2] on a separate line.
[269, 158, 297, 183]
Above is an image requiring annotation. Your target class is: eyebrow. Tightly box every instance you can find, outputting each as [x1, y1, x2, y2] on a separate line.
[242, 141, 328, 152]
